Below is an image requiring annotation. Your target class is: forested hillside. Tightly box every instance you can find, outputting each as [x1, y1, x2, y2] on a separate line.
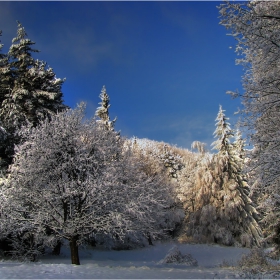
[0, 0, 279, 266]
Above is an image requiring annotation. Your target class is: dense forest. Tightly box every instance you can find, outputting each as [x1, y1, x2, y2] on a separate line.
[0, 1, 279, 266]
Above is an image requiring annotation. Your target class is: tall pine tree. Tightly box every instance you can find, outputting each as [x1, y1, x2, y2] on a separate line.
[0, 30, 9, 107]
[179, 106, 262, 247]
[1, 22, 67, 131]
[219, 1, 280, 254]
[0, 22, 68, 166]
[211, 105, 239, 178]
[0, 30, 8, 170]
[95, 85, 116, 131]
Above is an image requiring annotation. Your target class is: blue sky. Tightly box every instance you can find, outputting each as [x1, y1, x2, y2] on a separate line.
[0, 1, 244, 150]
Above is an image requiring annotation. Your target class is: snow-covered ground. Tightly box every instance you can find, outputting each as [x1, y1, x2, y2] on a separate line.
[0, 241, 256, 279]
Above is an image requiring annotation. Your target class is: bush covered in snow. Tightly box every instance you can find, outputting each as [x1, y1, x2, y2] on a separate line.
[158, 245, 198, 266]
[235, 248, 280, 278]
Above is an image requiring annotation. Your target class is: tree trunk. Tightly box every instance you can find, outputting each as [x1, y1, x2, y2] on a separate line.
[52, 240, 62, 255]
[147, 233, 153, 245]
[69, 235, 80, 265]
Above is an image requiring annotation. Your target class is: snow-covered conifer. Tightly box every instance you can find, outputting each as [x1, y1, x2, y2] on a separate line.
[159, 144, 183, 179]
[0, 22, 68, 166]
[179, 107, 262, 247]
[0, 30, 9, 106]
[219, 0, 280, 253]
[211, 105, 234, 154]
[95, 85, 116, 131]
[1, 22, 67, 131]
[1, 104, 176, 264]
[0, 124, 8, 171]
[0, 31, 10, 170]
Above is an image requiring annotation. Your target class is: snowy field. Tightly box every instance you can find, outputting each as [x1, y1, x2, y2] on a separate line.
[0, 241, 258, 279]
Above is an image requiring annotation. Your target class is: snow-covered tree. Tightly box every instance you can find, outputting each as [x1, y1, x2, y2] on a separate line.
[95, 85, 116, 131]
[178, 107, 262, 247]
[233, 129, 246, 161]
[0, 29, 9, 106]
[127, 138, 167, 178]
[125, 138, 186, 237]
[130, 138, 184, 181]
[0, 125, 8, 171]
[0, 103, 176, 264]
[219, 0, 280, 252]
[211, 105, 240, 179]
[159, 144, 183, 180]
[0, 22, 68, 166]
[175, 142, 205, 241]
[211, 105, 233, 151]
[0, 31, 10, 170]
[191, 141, 207, 154]
[1, 22, 65, 129]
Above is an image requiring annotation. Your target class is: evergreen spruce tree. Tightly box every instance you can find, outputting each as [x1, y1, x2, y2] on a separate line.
[219, 1, 280, 254]
[0, 30, 9, 106]
[159, 144, 182, 180]
[211, 105, 240, 178]
[0, 30, 11, 170]
[95, 85, 116, 131]
[1, 22, 67, 131]
[0, 22, 68, 166]
[180, 106, 262, 247]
